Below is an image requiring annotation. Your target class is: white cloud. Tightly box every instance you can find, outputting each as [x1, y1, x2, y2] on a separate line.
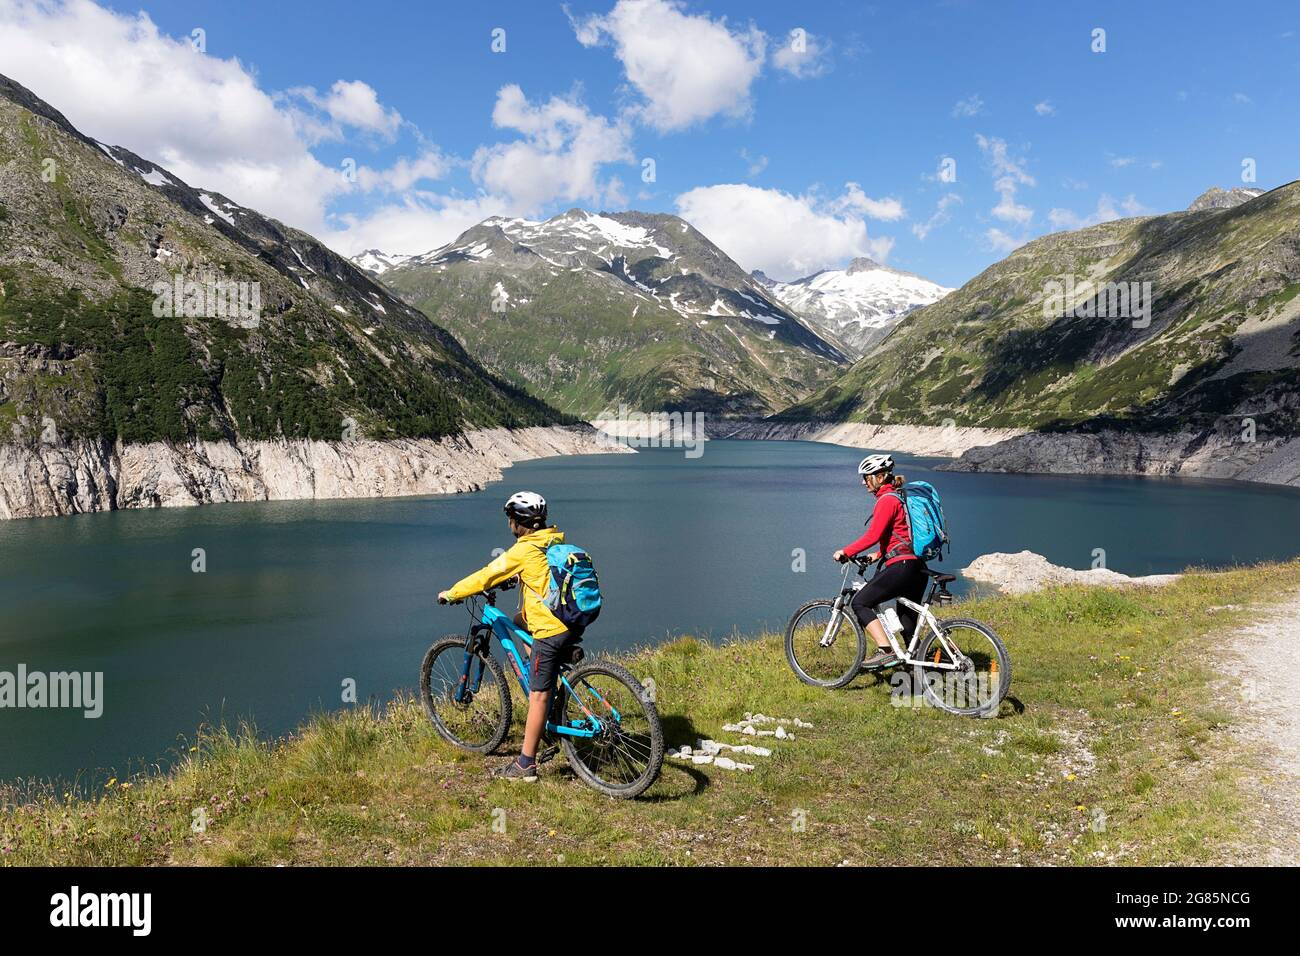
[674, 183, 894, 280]
[985, 228, 1026, 254]
[571, 0, 765, 131]
[740, 147, 767, 178]
[322, 193, 512, 258]
[0, 0, 344, 232]
[1047, 193, 1149, 231]
[287, 79, 404, 140]
[976, 134, 1035, 226]
[0, 1, 631, 259]
[772, 28, 830, 79]
[912, 193, 962, 240]
[354, 150, 453, 193]
[1109, 155, 1136, 168]
[832, 183, 906, 221]
[951, 93, 984, 118]
[1233, 92, 1253, 105]
[1034, 100, 1055, 116]
[470, 85, 633, 213]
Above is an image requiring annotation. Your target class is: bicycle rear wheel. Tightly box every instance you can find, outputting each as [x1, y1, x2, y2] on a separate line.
[419, 637, 512, 752]
[557, 660, 663, 798]
[785, 599, 866, 689]
[914, 618, 1011, 717]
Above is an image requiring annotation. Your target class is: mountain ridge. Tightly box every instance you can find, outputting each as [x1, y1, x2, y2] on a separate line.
[775, 181, 1300, 485]
[0, 72, 565, 451]
[372, 207, 849, 416]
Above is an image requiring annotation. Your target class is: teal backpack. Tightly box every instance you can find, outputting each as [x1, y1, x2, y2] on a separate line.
[882, 481, 949, 563]
[540, 543, 602, 630]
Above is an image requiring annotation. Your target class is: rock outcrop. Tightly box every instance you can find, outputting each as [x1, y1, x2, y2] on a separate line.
[0, 425, 629, 521]
[940, 427, 1300, 487]
[712, 420, 1029, 457]
[962, 550, 1182, 595]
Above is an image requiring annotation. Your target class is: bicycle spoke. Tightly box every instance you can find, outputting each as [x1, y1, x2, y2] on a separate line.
[563, 669, 655, 787]
[924, 622, 1006, 713]
[423, 643, 507, 749]
[788, 602, 862, 686]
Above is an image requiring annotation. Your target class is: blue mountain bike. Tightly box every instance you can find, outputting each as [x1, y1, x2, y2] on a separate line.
[419, 580, 664, 798]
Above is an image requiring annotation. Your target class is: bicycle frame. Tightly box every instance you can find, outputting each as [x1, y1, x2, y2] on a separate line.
[453, 591, 618, 740]
[825, 559, 968, 671]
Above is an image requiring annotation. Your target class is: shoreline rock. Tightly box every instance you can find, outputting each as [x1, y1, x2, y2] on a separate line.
[962, 550, 1182, 595]
[708, 418, 1300, 489]
[940, 427, 1300, 489]
[709, 420, 1029, 457]
[0, 424, 630, 521]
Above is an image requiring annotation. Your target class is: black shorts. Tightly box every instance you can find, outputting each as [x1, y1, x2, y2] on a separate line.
[528, 630, 581, 693]
[850, 559, 929, 636]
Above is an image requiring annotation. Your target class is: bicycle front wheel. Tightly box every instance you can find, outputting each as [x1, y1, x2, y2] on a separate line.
[914, 618, 1011, 717]
[558, 660, 664, 799]
[419, 637, 512, 752]
[785, 599, 866, 689]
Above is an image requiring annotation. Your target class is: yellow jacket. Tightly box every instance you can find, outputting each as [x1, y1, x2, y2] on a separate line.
[444, 527, 568, 639]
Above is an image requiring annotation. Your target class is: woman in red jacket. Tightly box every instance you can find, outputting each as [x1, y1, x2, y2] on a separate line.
[832, 454, 928, 669]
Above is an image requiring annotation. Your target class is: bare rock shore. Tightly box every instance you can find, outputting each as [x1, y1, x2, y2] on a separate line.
[712, 420, 1028, 457]
[0, 425, 629, 521]
[940, 427, 1300, 488]
[962, 550, 1182, 595]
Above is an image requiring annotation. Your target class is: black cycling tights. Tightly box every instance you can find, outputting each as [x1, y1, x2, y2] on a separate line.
[850, 559, 929, 640]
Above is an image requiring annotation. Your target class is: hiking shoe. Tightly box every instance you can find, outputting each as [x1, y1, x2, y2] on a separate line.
[493, 758, 539, 782]
[860, 648, 900, 671]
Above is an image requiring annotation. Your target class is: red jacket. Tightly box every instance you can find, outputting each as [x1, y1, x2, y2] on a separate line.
[843, 484, 916, 568]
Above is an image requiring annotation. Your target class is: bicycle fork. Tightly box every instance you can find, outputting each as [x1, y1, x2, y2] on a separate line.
[820, 596, 849, 647]
[453, 631, 492, 705]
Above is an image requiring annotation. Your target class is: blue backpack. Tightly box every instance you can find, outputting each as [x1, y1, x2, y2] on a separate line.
[539, 543, 602, 629]
[882, 481, 949, 563]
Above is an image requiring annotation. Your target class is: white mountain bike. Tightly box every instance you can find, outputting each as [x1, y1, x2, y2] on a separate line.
[785, 556, 1011, 716]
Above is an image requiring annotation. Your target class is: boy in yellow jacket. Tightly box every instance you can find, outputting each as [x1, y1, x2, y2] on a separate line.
[438, 491, 578, 781]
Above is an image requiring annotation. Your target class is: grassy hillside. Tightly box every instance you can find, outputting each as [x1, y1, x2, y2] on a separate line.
[4, 561, 1296, 867]
[0, 74, 563, 445]
[784, 183, 1300, 440]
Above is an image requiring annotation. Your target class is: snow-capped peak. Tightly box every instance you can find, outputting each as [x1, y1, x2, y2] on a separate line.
[761, 260, 952, 357]
[350, 249, 415, 276]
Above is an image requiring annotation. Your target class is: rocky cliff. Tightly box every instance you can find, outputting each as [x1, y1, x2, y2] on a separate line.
[940, 425, 1300, 486]
[712, 420, 1029, 458]
[0, 425, 627, 520]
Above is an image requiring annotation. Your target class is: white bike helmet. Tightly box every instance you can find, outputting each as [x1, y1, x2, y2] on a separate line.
[503, 490, 548, 527]
[857, 454, 894, 476]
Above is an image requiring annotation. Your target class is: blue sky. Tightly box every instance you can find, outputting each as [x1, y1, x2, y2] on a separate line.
[2, 0, 1297, 286]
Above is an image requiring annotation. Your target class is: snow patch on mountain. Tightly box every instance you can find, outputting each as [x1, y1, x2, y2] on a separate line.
[350, 249, 415, 276]
[760, 257, 951, 357]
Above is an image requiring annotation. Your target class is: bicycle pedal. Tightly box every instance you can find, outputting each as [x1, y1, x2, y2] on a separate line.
[537, 745, 560, 765]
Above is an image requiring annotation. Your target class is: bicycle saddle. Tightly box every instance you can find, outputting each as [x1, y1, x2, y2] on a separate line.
[927, 571, 957, 584]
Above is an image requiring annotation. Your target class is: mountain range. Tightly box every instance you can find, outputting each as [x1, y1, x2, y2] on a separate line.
[0, 73, 560, 450]
[5, 66, 1297, 498]
[365, 210, 849, 416]
[779, 182, 1300, 480]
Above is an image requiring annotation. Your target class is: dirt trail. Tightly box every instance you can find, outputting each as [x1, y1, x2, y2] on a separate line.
[1222, 590, 1300, 865]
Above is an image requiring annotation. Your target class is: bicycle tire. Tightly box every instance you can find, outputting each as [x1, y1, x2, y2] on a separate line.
[558, 659, 664, 799]
[914, 618, 1011, 717]
[785, 599, 867, 689]
[419, 636, 512, 753]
